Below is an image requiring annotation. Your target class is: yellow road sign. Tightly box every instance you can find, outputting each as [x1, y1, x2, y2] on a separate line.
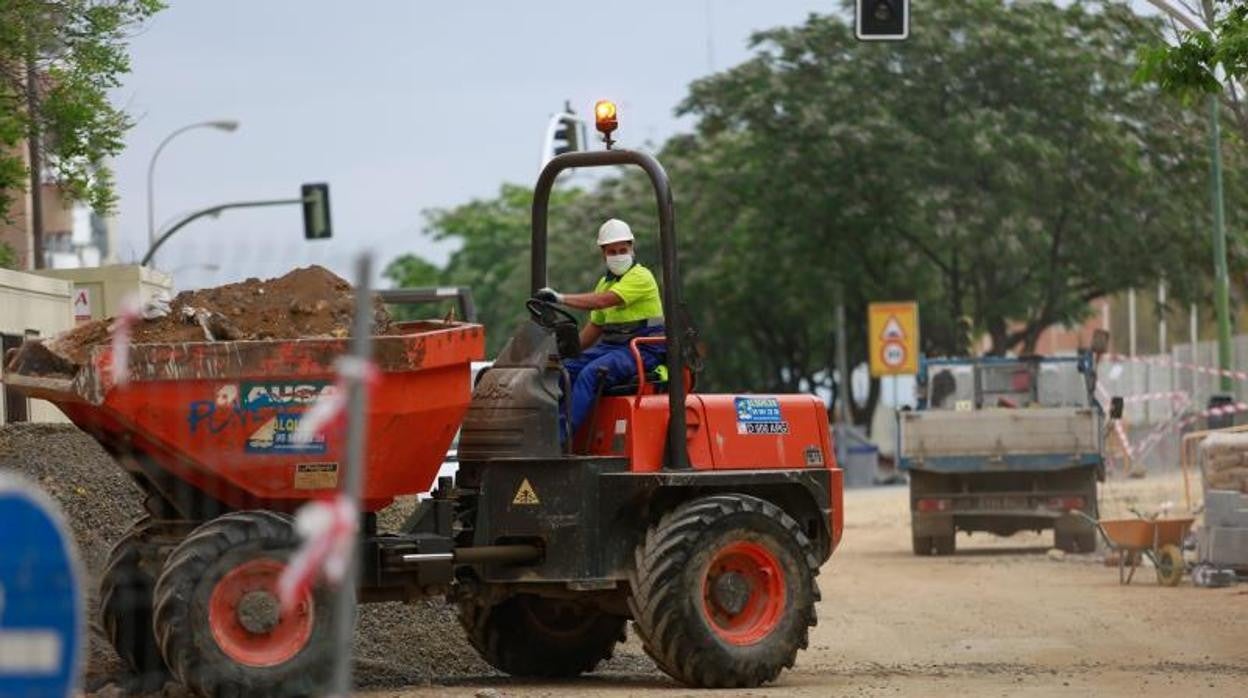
[868, 302, 919, 376]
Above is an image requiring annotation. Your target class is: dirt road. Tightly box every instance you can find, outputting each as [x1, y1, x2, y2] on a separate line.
[373, 471, 1247, 697]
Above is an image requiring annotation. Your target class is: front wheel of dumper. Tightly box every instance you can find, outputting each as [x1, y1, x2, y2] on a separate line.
[153, 511, 333, 697]
[628, 494, 820, 688]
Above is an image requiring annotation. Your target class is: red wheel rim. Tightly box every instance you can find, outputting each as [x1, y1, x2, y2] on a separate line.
[207, 558, 313, 667]
[701, 540, 786, 646]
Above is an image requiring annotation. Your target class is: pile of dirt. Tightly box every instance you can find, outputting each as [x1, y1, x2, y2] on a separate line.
[19, 265, 392, 375]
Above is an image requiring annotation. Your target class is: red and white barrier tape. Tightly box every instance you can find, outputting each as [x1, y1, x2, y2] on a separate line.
[278, 495, 358, 612]
[108, 296, 142, 386]
[1104, 353, 1248, 382]
[1129, 393, 1193, 462]
[1120, 390, 1189, 405]
[292, 356, 380, 445]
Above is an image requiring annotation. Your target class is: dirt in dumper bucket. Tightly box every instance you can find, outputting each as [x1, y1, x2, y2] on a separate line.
[24, 265, 393, 373]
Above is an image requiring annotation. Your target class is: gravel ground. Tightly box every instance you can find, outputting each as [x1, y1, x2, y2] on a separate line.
[0, 423, 529, 696]
[0, 423, 144, 691]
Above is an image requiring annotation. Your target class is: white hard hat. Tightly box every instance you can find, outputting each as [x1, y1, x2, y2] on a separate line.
[597, 218, 634, 246]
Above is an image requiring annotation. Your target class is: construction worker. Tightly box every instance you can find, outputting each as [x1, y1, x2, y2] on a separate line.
[534, 218, 666, 437]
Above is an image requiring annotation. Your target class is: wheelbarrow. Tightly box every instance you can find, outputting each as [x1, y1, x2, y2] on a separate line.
[1073, 511, 1194, 586]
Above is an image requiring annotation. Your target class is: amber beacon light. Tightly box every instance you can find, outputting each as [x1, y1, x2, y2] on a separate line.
[594, 99, 619, 148]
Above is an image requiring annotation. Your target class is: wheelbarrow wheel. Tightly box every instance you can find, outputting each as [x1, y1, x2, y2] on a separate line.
[1155, 544, 1185, 587]
[153, 511, 333, 697]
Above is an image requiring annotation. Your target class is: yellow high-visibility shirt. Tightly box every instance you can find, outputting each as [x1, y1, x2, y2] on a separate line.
[589, 263, 663, 327]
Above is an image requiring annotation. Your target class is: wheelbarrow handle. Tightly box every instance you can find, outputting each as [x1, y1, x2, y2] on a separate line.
[1070, 509, 1114, 548]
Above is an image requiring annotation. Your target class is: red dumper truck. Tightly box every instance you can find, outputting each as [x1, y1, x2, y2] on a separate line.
[4, 120, 843, 695]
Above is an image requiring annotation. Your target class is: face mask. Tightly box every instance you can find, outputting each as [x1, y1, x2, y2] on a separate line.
[606, 253, 633, 276]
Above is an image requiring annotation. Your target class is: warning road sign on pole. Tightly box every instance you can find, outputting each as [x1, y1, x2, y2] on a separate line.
[869, 301, 919, 376]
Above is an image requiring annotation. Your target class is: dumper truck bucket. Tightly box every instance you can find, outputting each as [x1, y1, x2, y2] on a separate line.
[3, 320, 485, 513]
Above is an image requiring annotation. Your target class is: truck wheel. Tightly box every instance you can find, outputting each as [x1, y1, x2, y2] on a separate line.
[1055, 527, 1097, 553]
[628, 494, 820, 688]
[458, 594, 625, 677]
[152, 511, 333, 697]
[99, 519, 172, 691]
[932, 534, 956, 556]
[912, 534, 933, 555]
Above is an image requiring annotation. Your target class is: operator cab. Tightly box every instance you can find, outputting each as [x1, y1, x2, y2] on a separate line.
[458, 101, 832, 474]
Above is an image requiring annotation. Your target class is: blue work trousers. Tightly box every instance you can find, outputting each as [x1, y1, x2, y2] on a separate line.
[564, 336, 666, 435]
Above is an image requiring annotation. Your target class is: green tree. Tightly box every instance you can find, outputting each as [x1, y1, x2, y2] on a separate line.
[0, 0, 163, 218]
[384, 1, 1237, 429]
[1138, 1, 1248, 134]
[397, 183, 606, 354]
[383, 253, 441, 289]
[679, 0, 1216, 361]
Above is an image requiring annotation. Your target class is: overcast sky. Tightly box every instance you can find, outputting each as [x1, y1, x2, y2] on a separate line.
[109, 0, 834, 288]
[109, 1, 1166, 289]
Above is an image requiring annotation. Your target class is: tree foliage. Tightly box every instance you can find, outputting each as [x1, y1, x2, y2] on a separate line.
[1137, 0, 1248, 150]
[386, 0, 1239, 425]
[384, 183, 612, 354]
[1138, 0, 1248, 100]
[0, 0, 163, 216]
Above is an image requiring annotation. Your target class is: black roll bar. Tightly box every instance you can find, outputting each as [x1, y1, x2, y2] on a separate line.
[531, 149, 689, 470]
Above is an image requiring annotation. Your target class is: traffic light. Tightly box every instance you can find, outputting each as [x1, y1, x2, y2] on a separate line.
[301, 183, 332, 240]
[552, 113, 580, 156]
[856, 0, 909, 41]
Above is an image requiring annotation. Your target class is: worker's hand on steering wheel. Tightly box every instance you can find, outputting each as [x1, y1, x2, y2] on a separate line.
[533, 287, 564, 304]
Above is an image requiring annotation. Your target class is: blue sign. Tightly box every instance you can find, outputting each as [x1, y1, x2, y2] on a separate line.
[0, 474, 83, 698]
[735, 397, 783, 423]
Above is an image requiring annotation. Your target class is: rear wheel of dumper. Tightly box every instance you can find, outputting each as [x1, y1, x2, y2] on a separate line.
[153, 511, 333, 697]
[100, 518, 174, 691]
[628, 494, 819, 688]
[458, 593, 626, 677]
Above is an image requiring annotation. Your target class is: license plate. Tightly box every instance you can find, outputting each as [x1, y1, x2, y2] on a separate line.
[743, 422, 790, 435]
[977, 496, 1025, 510]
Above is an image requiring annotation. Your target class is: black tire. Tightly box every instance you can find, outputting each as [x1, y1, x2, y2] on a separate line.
[912, 532, 933, 556]
[1055, 527, 1098, 553]
[99, 518, 172, 692]
[458, 594, 626, 677]
[628, 494, 820, 688]
[932, 534, 956, 556]
[1155, 544, 1185, 587]
[153, 511, 333, 698]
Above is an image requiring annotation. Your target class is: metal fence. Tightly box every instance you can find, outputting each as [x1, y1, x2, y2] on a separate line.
[1098, 336, 1248, 472]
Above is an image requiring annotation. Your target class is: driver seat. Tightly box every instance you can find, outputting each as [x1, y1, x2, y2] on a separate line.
[603, 366, 670, 396]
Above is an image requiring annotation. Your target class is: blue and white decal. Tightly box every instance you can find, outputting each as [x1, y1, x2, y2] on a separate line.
[735, 397, 789, 435]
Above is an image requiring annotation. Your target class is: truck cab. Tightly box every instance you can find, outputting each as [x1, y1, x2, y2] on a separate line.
[899, 354, 1106, 554]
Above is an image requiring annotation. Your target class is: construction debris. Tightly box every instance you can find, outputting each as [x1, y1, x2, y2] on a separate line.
[12, 266, 392, 377]
[1200, 432, 1248, 493]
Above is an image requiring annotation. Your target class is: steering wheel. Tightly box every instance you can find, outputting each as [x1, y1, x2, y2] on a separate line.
[525, 298, 578, 330]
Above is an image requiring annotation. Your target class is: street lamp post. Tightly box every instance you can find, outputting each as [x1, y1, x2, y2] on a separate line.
[146, 120, 240, 250]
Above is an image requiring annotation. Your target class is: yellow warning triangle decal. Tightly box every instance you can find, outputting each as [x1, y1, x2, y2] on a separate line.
[513, 478, 540, 505]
